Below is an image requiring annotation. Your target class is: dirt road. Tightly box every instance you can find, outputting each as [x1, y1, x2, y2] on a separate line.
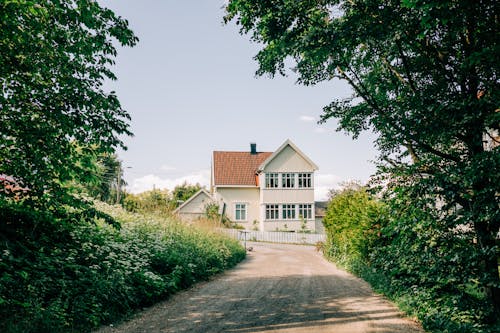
[97, 242, 424, 333]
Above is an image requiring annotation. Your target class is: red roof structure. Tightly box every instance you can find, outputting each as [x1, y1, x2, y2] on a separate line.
[0, 174, 28, 199]
[212, 151, 272, 186]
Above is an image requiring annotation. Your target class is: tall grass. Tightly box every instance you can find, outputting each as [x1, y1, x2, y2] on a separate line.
[0, 200, 245, 332]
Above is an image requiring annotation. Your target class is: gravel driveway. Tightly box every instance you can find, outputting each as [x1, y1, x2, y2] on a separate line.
[97, 242, 424, 333]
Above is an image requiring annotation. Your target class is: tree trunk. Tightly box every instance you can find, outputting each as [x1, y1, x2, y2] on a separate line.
[474, 219, 500, 314]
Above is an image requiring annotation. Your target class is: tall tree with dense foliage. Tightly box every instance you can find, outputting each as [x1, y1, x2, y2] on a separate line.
[0, 0, 138, 206]
[225, 0, 499, 313]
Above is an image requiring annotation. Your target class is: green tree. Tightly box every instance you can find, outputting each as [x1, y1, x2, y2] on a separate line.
[123, 189, 171, 214]
[0, 0, 137, 207]
[172, 182, 202, 206]
[85, 153, 125, 204]
[225, 0, 499, 312]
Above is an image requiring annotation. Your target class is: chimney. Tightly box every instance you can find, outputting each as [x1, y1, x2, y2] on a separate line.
[250, 143, 257, 155]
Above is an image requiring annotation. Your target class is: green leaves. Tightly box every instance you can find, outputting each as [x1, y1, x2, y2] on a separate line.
[323, 183, 384, 268]
[0, 0, 138, 208]
[0, 199, 245, 332]
[225, 0, 500, 318]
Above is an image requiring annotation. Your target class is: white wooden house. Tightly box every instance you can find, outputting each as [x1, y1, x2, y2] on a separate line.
[211, 140, 319, 232]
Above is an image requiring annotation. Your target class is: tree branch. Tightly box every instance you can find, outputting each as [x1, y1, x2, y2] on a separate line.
[336, 65, 461, 164]
[382, 57, 410, 88]
[395, 40, 417, 92]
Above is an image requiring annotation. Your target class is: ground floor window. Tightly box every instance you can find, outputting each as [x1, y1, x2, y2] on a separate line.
[265, 204, 279, 220]
[282, 204, 296, 219]
[235, 203, 247, 221]
[298, 204, 312, 219]
[264, 203, 314, 221]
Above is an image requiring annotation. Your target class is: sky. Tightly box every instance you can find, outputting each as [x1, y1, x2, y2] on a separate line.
[100, 0, 379, 201]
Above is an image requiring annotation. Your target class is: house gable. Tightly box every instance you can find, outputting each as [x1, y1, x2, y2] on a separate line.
[258, 139, 318, 173]
[173, 189, 213, 215]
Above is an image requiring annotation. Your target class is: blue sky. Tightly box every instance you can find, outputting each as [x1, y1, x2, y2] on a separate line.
[100, 0, 378, 200]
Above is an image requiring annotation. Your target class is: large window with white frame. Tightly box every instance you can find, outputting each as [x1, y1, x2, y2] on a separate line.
[281, 173, 295, 188]
[234, 203, 247, 221]
[265, 173, 279, 188]
[298, 173, 312, 188]
[265, 204, 279, 220]
[298, 204, 312, 219]
[282, 204, 296, 219]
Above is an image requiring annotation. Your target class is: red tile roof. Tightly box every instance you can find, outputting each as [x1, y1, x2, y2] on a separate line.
[0, 174, 29, 199]
[213, 151, 272, 186]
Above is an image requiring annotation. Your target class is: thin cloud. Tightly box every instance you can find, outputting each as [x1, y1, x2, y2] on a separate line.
[159, 164, 177, 172]
[314, 173, 342, 201]
[127, 169, 210, 193]
[299, 115, 316, 122]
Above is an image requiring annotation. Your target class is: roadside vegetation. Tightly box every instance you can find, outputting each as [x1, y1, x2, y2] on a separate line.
[0, 2, 245, 332]
[122, 182, 203, 214]
[225, 1, 499, 332]
[323, 183, 499, 332]
[0, 200, 245, 332]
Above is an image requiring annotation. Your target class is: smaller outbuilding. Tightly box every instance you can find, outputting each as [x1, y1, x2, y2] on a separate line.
[173, 189, 214, 222]
[314, 201, 328, 234]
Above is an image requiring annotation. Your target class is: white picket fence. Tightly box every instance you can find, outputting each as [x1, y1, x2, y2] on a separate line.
[223, 229, 326, 245]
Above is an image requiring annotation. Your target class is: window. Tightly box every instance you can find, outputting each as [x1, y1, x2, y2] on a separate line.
[265, 173, 279, 188]
[298, 173, 312, 188]
[282, 173, 295, 188]
[298, 204, 312, 219]
[265, 204, 279, 220]
[282, 204, 296, 219]
[235, 203, 247, 221]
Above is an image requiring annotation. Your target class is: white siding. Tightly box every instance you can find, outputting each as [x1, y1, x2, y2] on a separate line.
[212, 141, 318, 232]
[178, 193, 211, 214]
[264, 145, 316, 172]
[175, 192, 213, 222]
[214, 187, 260, 230]
[261, 188, 314, 203]
[257, 145, 316, 232]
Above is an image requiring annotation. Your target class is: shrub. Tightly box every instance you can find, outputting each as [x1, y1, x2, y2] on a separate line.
[322, 185, 384, 272]
[322, 186, 499, 332]
[367, 194, 497, 332]
[0, 200, 245, 332]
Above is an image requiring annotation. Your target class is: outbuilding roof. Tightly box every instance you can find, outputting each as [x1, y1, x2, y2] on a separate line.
[173, 189, 212, 214]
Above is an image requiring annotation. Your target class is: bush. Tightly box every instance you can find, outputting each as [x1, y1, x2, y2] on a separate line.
[322, 186, 499, 332]
[367, 194, 497, 333]
[0, 200, 245, 332]
[322, 185, 384, 272]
